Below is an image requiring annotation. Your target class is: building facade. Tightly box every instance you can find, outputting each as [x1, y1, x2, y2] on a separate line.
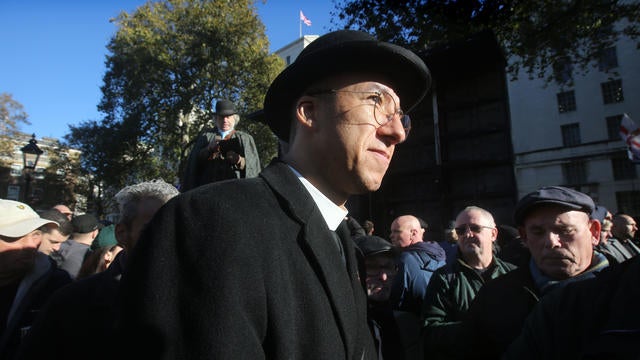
[0, 133, 84, 211]
[509, 33, 640, 217]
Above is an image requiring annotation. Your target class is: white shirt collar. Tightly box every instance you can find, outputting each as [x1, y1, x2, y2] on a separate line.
[287, 165, 348, 231]
[218, 129, 232, 138]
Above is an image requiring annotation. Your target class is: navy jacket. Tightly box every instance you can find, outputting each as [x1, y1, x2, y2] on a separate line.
[390, 241, 446, 315]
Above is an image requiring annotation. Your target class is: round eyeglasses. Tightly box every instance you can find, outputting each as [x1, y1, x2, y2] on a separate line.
[308, 89, 411, 140]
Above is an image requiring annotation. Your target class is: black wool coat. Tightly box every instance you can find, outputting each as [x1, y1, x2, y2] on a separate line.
[118, 160, 376, 359]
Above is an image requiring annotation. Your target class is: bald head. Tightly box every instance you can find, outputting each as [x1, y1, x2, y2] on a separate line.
[612, 214, 637, 241]
[390, 215, 424, 248]
[53, 204, 73, 220]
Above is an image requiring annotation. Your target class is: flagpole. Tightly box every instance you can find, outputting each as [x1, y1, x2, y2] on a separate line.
[299, 11, 302, 38]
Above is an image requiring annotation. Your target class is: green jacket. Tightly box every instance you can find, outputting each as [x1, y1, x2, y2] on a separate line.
[421, 254, 516, 359]
[181, 127, 260, 192]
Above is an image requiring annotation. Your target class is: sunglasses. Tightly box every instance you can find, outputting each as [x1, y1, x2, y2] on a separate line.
[454, 224, 495, 236]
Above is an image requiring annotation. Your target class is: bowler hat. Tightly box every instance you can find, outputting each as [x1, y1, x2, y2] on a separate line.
[263, 30, 432, 141]
[513, 186, 595, 225]
[215, 100, 237, 116]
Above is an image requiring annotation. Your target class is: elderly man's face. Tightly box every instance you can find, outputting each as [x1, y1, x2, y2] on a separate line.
[312, 81, 406, 198]
[455, 209, 497, 260]
[364, 253, 398, 302]
[215, 114, 236, 132]
[116, 197, 165, 252]
[520, 205, 598, 279]
[389, 216, 421, 248]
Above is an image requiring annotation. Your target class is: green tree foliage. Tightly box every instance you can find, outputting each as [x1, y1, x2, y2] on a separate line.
[0, 93, 30, 160]
[332, 0, 640, 83]
[71, 0, 283, 191]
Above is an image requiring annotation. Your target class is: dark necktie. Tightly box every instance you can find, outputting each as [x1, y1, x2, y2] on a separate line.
[331, 229, 346, 265]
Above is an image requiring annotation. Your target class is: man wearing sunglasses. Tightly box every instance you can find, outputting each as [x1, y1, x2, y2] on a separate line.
[421, 206, 516, 360]
[463, 186, 609, 358]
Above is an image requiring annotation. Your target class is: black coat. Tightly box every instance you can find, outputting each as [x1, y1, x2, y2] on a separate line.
[0, 254, 71, 360]
[118, 160, 375, 359]
[15, 253, 125, 360]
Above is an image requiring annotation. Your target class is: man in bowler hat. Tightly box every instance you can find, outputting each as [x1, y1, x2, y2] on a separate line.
[119, 30, 431, 359]
[180, 99, 261, 191]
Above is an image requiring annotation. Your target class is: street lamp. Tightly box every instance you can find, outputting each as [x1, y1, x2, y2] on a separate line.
[20, 134, 43, 203]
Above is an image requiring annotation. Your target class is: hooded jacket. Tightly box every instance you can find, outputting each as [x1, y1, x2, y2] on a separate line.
[390, 241, 446, 315]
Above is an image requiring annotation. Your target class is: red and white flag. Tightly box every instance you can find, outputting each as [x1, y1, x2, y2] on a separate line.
[300, 10, 312, 26]
[619, 113, 640, 163]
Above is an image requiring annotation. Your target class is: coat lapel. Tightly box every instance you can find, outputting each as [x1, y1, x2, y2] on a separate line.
[260, 161, 359, 357]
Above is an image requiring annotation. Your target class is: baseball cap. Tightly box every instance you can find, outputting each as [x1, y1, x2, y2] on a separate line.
[0, 199, 58, 238]
[514, 186, 595, 225]
[90, 224, 118, 251]
[71, 214, 100, 233]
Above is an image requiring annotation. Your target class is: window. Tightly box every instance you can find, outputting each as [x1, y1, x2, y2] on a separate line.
[599, 47, 618, 71]
[606, 114, 624, 140]
[10, 164, 21, 177]
[286, 55, 291, 65]
[563, 161, 587, 185]
[612, 154, 638, 180]
[561, 123, 581, 146]
[616, 191, 640, 218]
[33, 167, 45, 180]
[601, 79, 624, 104]
[557, 91, 576, 113]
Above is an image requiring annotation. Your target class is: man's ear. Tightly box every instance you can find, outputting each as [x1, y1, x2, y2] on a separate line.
[296, 96, 316, 129]
[518, 226, 528, 248]
[589, 219, 601, 246]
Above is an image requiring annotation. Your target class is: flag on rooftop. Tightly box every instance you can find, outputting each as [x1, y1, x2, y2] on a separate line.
[300, 10, 312, 26]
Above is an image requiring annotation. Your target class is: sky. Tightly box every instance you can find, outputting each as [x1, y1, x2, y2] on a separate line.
[0, 0, 336, 140]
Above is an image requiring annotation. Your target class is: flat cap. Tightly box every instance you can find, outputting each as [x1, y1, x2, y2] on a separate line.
[590, 205, 608, 223]
[514, 186, 595, 225]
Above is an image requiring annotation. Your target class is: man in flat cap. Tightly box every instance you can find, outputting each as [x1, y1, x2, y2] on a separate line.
[462, 186, 610, 358]
[119, 30, 431, 359]
[180, 99, 261, 192]
[0, 199, 71, 359]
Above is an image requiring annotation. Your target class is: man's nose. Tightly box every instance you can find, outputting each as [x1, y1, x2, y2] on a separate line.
[378, 115, 406, 144]
[543, 232, 562, 248]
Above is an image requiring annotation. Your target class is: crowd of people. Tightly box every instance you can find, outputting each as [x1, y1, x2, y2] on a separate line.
[1, 29, 639, 359]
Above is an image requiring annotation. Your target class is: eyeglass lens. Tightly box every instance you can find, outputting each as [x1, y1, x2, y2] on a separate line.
[454, 224, 486, 236]
[373, 91, 410, 138]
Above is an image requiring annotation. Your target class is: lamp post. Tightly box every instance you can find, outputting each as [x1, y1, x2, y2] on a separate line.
[20, 134, 43, 204]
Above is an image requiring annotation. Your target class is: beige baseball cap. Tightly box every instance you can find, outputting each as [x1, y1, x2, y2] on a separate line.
[0, 199, 58, 238]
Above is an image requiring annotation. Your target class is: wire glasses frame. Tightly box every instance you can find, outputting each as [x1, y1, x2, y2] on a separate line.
[454, 224, 495, 236]
[308, 89, 411, 139]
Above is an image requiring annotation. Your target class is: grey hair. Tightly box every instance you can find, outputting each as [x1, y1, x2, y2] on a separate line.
[458, 206, 496, 227]
[114, 179, 179, 226]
